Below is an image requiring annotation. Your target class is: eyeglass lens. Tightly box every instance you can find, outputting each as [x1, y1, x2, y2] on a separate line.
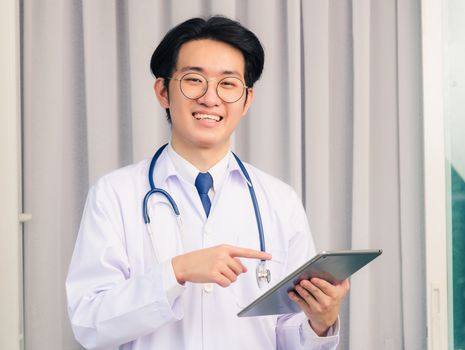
[179, 73, 245, 103]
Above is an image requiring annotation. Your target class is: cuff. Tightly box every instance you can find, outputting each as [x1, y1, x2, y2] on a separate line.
[162, 259, 186, 306]
[301, 314, 340, 339]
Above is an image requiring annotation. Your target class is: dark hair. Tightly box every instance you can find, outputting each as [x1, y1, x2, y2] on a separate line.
[150, 16, 265, 121]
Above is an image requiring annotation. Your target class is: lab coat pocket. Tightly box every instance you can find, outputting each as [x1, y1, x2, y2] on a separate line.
[232, 249, 287, 310]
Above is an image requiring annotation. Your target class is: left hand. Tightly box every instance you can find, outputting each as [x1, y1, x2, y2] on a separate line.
[288, 278, 350, 336]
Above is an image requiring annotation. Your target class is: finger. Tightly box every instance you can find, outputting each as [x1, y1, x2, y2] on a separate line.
[308, 278, 337, 298]
[298, 283, 336, 313]
[229, 257, 247, 274]
[339, 278, 350, 292]
[294, 284, 330, 313]
[229, 246, 272, 260]
[288, 290, 310, 312]
[328, 278, 350, 299]
[215, 273, 233, 288]
[299, 280, 332, 305]
[234, 257, 247, 272]
[295, 284, 319, 305]
[220, 266, 239, 283]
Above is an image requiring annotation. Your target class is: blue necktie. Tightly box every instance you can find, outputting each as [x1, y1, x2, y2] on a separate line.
[195, 172, 213, 217]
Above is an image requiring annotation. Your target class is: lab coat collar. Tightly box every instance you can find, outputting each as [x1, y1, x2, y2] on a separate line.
[151, 144, 249, 190]
[226, 153, 250, 186]
[165, 143, 199, 187]
[166, 143, 230, 193]
[150, 147, 178, 188]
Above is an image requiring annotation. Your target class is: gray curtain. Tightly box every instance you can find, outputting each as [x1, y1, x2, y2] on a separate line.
[21, 0, 426, 349]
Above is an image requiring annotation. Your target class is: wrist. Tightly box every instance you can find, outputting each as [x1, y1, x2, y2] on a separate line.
[172, 256, 186, 285]
[308, 319, 330, 337]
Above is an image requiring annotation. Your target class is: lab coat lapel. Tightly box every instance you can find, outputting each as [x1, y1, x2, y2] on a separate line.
[145, 149, 198, 259]
[151, 148, 205, 220]
[212, 169, 257, 247]
[174, 177, 208, 221]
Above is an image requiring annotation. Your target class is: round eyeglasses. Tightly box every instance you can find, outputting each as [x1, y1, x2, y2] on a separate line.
[167, 72, 248, 103]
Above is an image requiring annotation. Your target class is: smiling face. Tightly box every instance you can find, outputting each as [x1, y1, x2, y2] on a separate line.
[154, 39, 254, 161]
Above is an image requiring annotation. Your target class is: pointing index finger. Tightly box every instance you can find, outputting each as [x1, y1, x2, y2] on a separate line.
[230, 247, 272, 260]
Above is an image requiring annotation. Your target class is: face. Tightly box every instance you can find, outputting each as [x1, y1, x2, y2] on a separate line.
[154, 39, 254, 155]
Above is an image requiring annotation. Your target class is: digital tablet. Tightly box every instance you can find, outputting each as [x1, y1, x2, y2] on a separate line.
[237, 249, 382, 317]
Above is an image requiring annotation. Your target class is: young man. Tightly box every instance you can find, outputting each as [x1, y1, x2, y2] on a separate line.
[66, 16, 349, 350]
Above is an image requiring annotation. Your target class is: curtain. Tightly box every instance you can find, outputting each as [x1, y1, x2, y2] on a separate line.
[21, 0, 425, 349]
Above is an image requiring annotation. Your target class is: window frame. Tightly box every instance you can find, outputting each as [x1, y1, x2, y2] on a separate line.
[421, 0, 450, 349]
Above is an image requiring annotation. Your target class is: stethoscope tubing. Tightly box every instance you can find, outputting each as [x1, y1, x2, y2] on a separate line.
[142, 144, 268, 270]
[231, 153, 266, 255]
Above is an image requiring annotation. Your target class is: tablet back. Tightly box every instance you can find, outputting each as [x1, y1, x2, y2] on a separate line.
[237, 249, 382, 317]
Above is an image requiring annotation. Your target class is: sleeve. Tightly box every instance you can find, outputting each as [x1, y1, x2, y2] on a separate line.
[65, 180, 185, 350]
[275, 189, 340, 350]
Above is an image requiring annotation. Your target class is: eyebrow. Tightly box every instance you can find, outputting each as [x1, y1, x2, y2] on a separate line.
[178, 66, 243, 77]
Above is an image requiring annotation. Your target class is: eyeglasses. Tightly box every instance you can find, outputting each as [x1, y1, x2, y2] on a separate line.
[166, 72, 248, 103]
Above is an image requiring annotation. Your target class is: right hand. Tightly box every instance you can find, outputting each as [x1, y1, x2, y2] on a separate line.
[171, 244, 272, 287]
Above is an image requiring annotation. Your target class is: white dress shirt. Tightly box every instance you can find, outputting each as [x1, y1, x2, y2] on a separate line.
[66, 145, 339, 350]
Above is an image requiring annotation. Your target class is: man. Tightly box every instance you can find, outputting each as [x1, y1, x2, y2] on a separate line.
[66, 16, 349, 350]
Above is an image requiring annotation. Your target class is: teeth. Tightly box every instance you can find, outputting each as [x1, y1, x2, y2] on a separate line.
[193, 113, 221, 122]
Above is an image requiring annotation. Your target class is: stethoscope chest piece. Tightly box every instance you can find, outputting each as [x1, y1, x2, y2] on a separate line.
[256, 261, 271, 288]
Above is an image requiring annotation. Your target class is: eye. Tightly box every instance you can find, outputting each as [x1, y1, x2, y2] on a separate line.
[182, 73, 206, 85]
[184, 77, 203, 84]
[220, 78, 240, 88]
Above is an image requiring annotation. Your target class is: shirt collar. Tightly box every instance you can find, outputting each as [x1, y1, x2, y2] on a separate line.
[166, 143, 233, 192]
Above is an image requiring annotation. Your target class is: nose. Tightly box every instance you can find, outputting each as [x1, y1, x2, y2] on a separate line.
[196, 81, 222, 107]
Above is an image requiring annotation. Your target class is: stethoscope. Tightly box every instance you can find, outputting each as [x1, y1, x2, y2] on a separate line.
[142, 144, 271, 288]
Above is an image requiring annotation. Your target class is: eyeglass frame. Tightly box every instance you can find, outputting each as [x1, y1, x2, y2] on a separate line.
[164, 72, 249, 104]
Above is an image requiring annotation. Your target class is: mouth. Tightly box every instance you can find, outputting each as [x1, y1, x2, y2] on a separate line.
[192, 112, 223, 122]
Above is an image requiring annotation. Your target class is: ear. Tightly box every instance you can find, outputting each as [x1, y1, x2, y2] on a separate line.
[154, 78, 170, 108]
[241, 88, 254, 116]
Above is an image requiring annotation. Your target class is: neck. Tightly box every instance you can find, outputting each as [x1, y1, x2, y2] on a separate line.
[171, 140, 230, 172]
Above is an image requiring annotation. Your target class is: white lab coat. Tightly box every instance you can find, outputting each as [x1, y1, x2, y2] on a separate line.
[66, 149, 339, 350]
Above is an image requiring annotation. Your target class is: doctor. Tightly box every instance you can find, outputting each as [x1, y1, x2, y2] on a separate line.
[66, 16, 349, 350]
